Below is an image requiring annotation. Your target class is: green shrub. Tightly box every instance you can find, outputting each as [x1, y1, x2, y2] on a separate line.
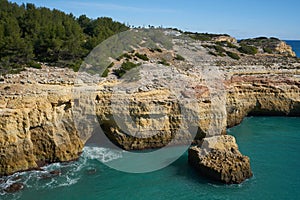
[187, 33, 211, 41]
[107, 62, 114, 68]
[208, 51, 217, 56]
[149, 48, 163, 53]
[185, 32, 230, 41]
[113, 61, 141, 78]
[28, 61, 42, 69]
[121, 61, 140, 70]
[238, 45, 258, 55]
[263, 47, 273, 54]
[226, 42, 238, 49]
[116, 53, 132, 61]
[113, 68, 126, 78]
[214, 45, 226, 53]
[175, 54, 185, 61]
[155, 48, 163, 53]
[202, 44, 213, 49]
[101, 68, 109, 77]
[226, 51, 240, 60]
[158, 59, 170, 66]
[135, 53, 149, 61]
[68, 61, 82, 72]
[124, 53, 132, 59]
[215, 41, 237, 49]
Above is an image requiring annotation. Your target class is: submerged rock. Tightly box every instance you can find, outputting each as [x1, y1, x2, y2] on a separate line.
[49, 170, 61, 176]
[86, 168, 97, 175]
[4, 182, 24, 193]
[188, 135, 252, 184]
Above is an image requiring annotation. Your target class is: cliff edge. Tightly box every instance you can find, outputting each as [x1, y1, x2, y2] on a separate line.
[0, 30, 299, 177]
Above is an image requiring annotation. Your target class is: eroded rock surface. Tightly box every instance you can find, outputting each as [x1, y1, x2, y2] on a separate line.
[188, 135, 252, 184]
[0, 84, 83, 176]
[0, 30, 299, 176]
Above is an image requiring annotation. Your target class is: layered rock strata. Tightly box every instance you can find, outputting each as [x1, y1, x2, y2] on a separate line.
[0, 84, 83, 176]
[188, 135, 252, 184]
[0, 32, 299, 176]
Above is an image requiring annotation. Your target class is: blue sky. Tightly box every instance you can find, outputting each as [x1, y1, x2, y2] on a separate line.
[11, 0, 300, 39]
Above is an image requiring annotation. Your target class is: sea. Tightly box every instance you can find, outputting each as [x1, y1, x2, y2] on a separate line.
[1, 41, 300, 200]
[1, 117, 300, 200]
[285, 40, 300, 57]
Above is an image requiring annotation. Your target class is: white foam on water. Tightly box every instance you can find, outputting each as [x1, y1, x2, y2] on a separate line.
[82, 146, 123, 163]
[0, 146, 123, 198]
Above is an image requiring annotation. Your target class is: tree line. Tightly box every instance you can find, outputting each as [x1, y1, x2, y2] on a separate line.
[0, 0, 129, 74]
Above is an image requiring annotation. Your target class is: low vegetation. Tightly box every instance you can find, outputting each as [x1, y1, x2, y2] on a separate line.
[135, 53, 149, 61]
[238, 45, 258, 55]
[27, 61, 42, 69]
[263, 47, 273, 54]
[226, 51, 240, 60]
[107, 62, 114, 68]
[113, 61, 141, 78]
[158, 59, 170, 66]
[175, 54, 185, 61]
[208, 51, 218, 57]
[116, 53, 133, 61]
[214, 45, 226, 53]
[101, 68, 109, 77]
[100, 62, 114, 77]
[155, 48, 163, 53]
[216, 41, 238, 49]
[239, 37, 281, 55]
[185, 32, 230, 41]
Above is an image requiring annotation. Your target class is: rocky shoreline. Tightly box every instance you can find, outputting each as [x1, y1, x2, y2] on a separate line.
[189, 135, 252, 184]
[0, 31, 299, 184]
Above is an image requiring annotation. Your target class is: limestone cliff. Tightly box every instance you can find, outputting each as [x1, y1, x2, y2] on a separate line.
[275, 41, 296, 57]
[225, 66, 300, 128]
[0, 84, 83, 176]
[0, 30, 299, 176]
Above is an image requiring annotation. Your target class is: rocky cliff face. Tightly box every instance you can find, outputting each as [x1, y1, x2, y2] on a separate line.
[0, 30, 299, 176]
[0, 84, 83, 176]
[212, 35, 237, 43]
[225, 65, 300, 128]
[275, 41, 296, 57]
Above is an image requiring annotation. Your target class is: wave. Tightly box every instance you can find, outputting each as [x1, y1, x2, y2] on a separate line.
[82, 146, 123, 163]
[0, 146, 123, 198]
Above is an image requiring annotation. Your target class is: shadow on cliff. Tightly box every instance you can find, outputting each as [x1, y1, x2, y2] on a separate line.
[85, 126, 120, 149]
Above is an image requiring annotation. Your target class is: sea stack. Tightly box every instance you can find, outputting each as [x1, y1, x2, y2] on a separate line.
[188, 135, 253, 184]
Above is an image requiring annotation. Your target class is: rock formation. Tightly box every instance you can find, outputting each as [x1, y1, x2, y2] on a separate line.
[225, 64, 300, 128]
[0, 84, 83, 176]
[275, 41, 296, 57]
[4, 182, 24, 193]
[239, 37, 296, 57]
[0, 29, 299, 177]
[188, 135, 252, 184]
[212, 35, 237, 44]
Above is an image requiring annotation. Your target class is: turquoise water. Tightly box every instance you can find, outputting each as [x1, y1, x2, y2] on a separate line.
[1, 117, 300, 200]
[285, 40, 300, 57]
